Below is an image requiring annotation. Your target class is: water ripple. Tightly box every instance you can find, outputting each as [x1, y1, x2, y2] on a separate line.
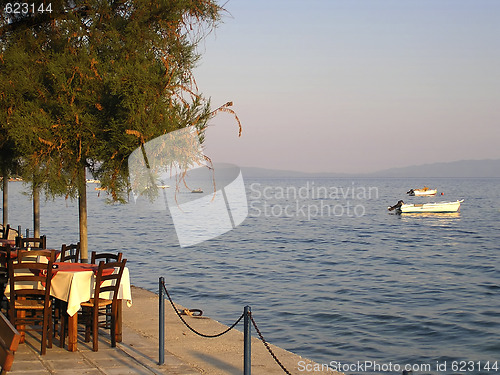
[7, 178, 500, 372]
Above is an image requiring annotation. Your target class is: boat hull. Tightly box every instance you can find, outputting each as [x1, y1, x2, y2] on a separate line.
[408, 188, 437, 196]
[400, 200, 463, 213]
[413, 189, 437, 196]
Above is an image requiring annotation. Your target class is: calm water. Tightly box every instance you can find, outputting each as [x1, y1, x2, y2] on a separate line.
[6, 177, 500, 373]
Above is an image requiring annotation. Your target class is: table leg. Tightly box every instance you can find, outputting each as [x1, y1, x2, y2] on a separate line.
[67, 313, 78, 352]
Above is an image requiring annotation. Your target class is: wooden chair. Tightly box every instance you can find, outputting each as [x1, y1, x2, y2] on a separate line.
[60, 243, 80, 263]
[88, 251, 124, 345]
[54, 243, 80, 346]
[14, 235, 46, 249]
[90, 251, 122, 264]
[7, 250, 55, 355]
[80, 259, 127, 351]
[16, 249, 63, 341]
[0, 251, 10, 314]
[0, 311, 21, 375]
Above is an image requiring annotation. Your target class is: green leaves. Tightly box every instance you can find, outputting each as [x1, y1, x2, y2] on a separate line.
[1, 0, 222, 201]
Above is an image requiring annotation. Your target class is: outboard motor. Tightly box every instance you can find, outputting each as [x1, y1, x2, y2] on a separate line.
[388, 200, 404, 211]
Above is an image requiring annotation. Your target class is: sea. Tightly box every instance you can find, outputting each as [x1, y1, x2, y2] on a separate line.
[5, 177, 500, 374]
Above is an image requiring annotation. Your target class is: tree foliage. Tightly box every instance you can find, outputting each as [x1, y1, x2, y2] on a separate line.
[0, 0, 224, 201]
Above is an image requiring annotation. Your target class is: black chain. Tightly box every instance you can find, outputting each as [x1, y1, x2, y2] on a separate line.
[162, 281, 293, 374]
[162, 281, 244, 338]
[250, 313, 292, 375]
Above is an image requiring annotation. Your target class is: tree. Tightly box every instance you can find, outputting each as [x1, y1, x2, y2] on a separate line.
[1, 0, 226, 260]
[0, 130, 20, 227]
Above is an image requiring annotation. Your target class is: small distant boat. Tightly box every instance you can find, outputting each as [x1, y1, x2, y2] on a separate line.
[389, 200, 463, 213]
[407, 187, 437, 196]
[157, 185, 170, 189]
[86, 179, 101, 184]
[191, 188, 203, 193]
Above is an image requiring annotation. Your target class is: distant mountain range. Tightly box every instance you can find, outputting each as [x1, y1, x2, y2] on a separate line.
[241, 159, 500, 178]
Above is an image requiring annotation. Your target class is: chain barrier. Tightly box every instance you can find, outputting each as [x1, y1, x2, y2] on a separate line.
[250, 313, 292, 375]
[161, 279, 244, 338]
[161, 279, 294, 374]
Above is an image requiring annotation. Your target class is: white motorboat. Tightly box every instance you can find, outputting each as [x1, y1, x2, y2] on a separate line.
[407, 187, 437, 196]
[389, 200, 464, 213]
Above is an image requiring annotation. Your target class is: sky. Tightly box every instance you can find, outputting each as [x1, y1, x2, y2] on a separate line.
[194, 0, 500, 174]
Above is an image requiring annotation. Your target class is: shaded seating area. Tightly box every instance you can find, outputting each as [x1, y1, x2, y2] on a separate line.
[0, 231, 131, 357]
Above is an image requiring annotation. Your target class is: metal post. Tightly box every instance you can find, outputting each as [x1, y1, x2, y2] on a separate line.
[244, 305, 251, 375]
[159, 277, 165, 365]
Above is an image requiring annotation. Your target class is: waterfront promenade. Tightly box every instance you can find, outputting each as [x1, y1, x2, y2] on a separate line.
[8, 285, 326, 374]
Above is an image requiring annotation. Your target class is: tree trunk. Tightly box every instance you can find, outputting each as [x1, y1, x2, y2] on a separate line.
[33, 186, 40, 237]
[2, 171, 7, 227]
[79, 165, 88, 263]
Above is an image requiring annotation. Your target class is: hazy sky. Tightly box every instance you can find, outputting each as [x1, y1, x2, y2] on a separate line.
[195, 0, 500, 174]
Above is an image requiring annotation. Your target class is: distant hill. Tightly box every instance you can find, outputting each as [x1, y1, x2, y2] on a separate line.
[241, 159, 500, 178]
[368, 159, 500, 178]
[240, 167, 351, 178]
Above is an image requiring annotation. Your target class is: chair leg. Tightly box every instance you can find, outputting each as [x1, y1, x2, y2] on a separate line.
[41, 310, 49, 355]
[82, 308, 91, 343]
[48, 317, 53, 349]
[110, 303, 116, 347]
[92, 307, 99, 351]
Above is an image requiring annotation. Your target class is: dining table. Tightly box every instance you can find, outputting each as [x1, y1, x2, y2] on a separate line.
[52, 262, 132, 351]
[5, 261, 132, 352]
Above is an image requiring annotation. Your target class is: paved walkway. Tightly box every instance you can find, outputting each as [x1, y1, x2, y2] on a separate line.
[8, 286, 326, 375]
[9, 317, 199, 375]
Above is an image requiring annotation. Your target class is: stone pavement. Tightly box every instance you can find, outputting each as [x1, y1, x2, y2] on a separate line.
[8, 316, 199, 375]
[8, 286, 326, 375]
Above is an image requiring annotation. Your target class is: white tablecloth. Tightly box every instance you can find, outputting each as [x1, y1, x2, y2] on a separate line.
[51, 267, 132, 316]
[6, 266, 132, 316]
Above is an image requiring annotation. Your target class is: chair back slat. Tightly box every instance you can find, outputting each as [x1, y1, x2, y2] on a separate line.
[15, 235, 47, 249]
[93, 260, 127, 301]
[90, 251, 122, 264]
[16, 249, 55, 263]
[60, 243, 80, 263]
